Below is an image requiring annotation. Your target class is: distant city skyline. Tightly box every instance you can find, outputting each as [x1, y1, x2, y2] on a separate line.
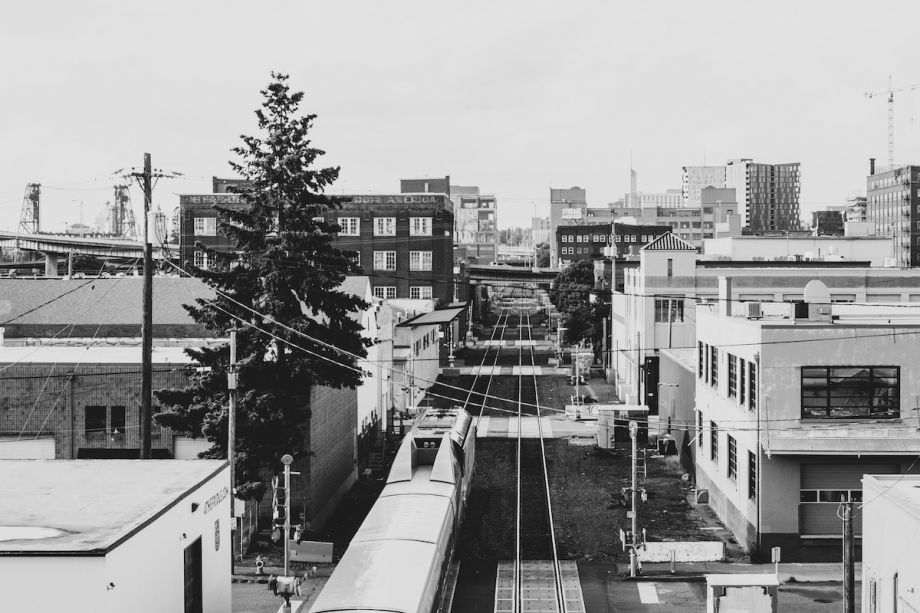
[2, 1, 920, 231]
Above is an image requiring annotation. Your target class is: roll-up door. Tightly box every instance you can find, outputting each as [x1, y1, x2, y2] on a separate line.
[800, 463, 898, 536]
[0, 437, 55, 459]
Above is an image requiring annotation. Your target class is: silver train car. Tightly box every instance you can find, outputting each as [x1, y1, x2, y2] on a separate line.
[310, 407, 476, 613]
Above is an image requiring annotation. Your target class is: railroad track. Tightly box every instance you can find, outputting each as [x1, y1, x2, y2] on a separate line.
[514, 306, 565, 613]
[460, 307, 511, 418]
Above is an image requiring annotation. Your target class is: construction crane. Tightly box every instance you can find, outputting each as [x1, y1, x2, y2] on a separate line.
[865, 75, 920, 169]
[18, 183, 40, 235]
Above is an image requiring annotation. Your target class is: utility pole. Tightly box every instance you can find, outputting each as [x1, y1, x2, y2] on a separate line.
[227, 329, 238, 574]
[841, 497, 855, 613]
[629, 420, 639, 577]
[122, 154, 182, 459]
[281, 454, 294, 579]
[139, 153, 153, 459]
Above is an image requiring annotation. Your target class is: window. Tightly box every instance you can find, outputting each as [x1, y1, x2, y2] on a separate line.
[698, 342, 705, 379]
[698, 411, 704, 448]
[85, 406, 107, 435]
[749, 362, 757, 410]
[748, 451, 756, 500]
[728, 355, 738, 398]
[739, 358, 746, 404]
[799, 488, 862, 503]
[667, 258, 673, 277]
[193, 250, 209, 269]
[710, 346, 719, 388]
[110, 406, 125, 435]
[410, 217, 432, 236]
[654, 298, 684, 323]
[373, 286, 396, 300]
[373, 251, 396, 270]
[193, 217, 217, 236]
[801, 366, 899, 418]
[710, 421, 718, 461]
[727, 435, 737, 479]
[409, 251, 432, 271]
[410, 286, 433, 300]
[374, 217, 396, 236]
[338, 217, 360, 236]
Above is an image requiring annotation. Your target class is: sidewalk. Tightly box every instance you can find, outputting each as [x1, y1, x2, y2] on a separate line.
[619, 561, 858, 583]
[233, 564, 332, 612]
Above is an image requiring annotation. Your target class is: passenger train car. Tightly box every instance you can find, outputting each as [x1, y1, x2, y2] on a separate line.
[310, 407, 476, 613]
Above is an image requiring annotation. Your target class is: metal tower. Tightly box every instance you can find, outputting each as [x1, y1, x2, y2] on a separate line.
[18, 183, 40, 234]
[109, 184, 138, 239]
[865, 76, 920, 169]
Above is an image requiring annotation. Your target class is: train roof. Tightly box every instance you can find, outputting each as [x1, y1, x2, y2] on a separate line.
[381, 465, 458, 498]
[414, 407, 473, 447]
[352, 494, 453, 545]
[310, 540, 440, 613]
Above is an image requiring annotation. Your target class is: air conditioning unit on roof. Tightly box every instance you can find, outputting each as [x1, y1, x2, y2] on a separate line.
[745, 302, 762, 319]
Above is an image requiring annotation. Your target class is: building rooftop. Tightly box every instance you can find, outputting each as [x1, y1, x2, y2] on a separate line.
[863, 474, 920, 518]
[0, 277, 214, 328]
[0, 460, 227, 555]
[642, 233, 697, 252]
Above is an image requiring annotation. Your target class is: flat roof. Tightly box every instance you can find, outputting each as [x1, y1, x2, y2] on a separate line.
[397, 305, 466, 327]
[0, 460, 227, 555]
[863, 474, 920, 518]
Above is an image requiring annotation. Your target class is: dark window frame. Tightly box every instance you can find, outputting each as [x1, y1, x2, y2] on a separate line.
[727, 435, 737, 479]
[110, 406, 126, 435]
[710, 346, 719, 389]
[748, 451, 756, 500]
[749, 361, 757, 411]
[655, 298, 684, 323]
[728, 354, 738, 398]
[710, 421, 718, 461]
[84, 405, 107, 435]
[800, 366, 900, 419]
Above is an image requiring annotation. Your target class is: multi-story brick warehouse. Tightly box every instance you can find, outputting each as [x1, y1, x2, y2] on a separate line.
[867, 162, 920, 267]
[555, 222, 671, 265]
[179, 183, 456, 305]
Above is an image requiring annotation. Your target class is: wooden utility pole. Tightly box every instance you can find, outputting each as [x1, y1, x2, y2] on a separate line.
[841, 497, 855, 613]
[140, 153, 153, 459]
[228, 329, 238, 573]
[629, 420, 639, 577]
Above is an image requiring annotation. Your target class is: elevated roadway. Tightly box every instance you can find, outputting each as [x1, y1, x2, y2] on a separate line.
[0, 231, 176, 275]
[468, 264, 558, 291]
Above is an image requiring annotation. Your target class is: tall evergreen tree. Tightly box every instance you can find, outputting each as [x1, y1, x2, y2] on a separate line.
[155, 73, 371, 500]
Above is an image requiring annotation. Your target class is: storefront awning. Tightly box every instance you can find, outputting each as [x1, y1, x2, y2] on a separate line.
[763, 433, 920, 456]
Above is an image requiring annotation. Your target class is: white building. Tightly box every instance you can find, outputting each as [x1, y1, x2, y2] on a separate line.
[703, 235, 896, 267]
[682, 165, 727, 206]
[861, 474, 920, 613]
[693, 282, 920, 560]
[0, 459, 230, 613]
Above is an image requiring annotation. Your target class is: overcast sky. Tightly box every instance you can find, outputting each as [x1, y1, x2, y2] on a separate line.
[3, 1, 920, 230]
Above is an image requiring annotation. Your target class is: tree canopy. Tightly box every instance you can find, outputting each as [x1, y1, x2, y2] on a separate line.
[155, 73, 372, 500]
[549, 259, 608, 352]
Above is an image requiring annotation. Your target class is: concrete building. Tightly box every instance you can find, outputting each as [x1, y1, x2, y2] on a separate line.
[725, 159, 801, 233]
[811, 207, 847, 236]
[861, 474, 920, 612]
[451, 186, 498, 264]
[682, 166, 728, 206]
[400, 176, 450, 196]
[612, 235, 920, 417]
[0, 459, 230, 613]
[846, 196, 867, 222]
[532, 217, 551, 246]
[549, 186, 587, 265]
[866, 163, 920, 267]
[693, 284, 920, 560]
[702, 235, 896, 267]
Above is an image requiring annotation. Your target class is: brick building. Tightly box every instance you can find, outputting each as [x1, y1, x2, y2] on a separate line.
[555, 222, 670, 266]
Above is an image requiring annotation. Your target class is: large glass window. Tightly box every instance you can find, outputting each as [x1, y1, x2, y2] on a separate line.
[193, 250, 209, 269]
[338, 217, 360, 236]
[110, 406, 125, 435]
[410, 217, 432, 236]
[409, 251, 432, 271]
[85, 406, 107, 435]
[710, 421, 718, 461]
[410, 286, 432, 300]
[801, 366, 899, 418]
[373, 251, 396, 270]
[710, 346, 719, 388]
[374, 217, 396, 236]
[193, 217, 217, 236]
[749, 362, 757, 410]
[654, 298, 684, 323]
[698, 342, 705, 379]
[373, 286, 396, 300]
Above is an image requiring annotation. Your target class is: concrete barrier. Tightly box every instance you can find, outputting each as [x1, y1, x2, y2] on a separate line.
[637, 541, 725, 562]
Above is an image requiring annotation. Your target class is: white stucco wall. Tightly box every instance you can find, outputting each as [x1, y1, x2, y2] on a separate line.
[0, 556, 105, 611]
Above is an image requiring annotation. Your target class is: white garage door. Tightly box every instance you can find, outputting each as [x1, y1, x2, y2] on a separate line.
[800, 463, 898, 537]
[0, 437, 55, 459]
[173, 436, 212, 460]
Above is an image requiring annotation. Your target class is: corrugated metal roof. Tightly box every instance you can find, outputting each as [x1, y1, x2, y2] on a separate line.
[397, 305, 465, 327]
[641, 232, 697, 252]
[764, 435, 920, 455]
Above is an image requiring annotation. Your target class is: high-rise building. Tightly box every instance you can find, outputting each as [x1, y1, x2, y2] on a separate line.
[725, 159, 801, 233]
[450, 185, 497, 264]
[867, 163, 920, 267]
[682, 166, 727, 205]
[549, 186, 587, 265]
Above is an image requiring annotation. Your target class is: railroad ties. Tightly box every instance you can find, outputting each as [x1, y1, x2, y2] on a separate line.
[494, 561, 585, 613]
